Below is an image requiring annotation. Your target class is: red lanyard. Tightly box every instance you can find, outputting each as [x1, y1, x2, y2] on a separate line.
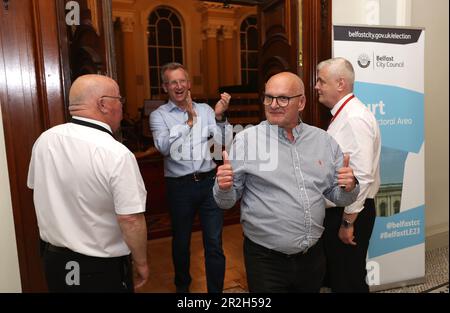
[329, 95, 355, 125]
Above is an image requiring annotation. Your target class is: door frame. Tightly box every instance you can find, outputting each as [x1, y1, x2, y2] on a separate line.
[1, 0, 333, 291]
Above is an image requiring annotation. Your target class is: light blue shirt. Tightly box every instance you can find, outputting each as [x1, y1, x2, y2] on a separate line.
[213, 121, 359, 254]
[150, 100, 228, 177]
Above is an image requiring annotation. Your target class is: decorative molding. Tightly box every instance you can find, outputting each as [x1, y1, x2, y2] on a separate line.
[112, 10, 135, 20]
[202, 25, 219, 39]
[121, 16, 135, 32]
[112, 10, 136, 32]
[201, 1, 237, 11]
[112, 0, 136, 4]
[221, 25, 235, 39]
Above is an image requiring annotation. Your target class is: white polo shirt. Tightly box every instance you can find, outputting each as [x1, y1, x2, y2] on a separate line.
[27, 117, 147, 257]
[327, 94, 381, 214]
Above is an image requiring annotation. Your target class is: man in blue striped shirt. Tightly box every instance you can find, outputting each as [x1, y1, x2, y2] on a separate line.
[150, 62, 231, 293]
[213, 71, 359, 292]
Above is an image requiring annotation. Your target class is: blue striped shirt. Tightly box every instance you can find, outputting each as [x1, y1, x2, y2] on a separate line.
[213, 121, 359, 254]
[150, 100, 227, 177]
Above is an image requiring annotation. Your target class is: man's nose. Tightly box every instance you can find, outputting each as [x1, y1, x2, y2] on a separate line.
[269, 98, 279, 109]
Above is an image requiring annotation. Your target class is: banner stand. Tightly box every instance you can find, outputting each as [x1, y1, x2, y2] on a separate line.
[333, 24, 426, 291]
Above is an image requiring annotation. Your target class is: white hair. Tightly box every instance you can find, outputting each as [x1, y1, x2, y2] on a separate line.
[317, 57, 355, 91]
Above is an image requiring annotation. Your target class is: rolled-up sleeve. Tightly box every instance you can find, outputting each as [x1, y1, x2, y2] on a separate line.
[150, 110, 191, 156]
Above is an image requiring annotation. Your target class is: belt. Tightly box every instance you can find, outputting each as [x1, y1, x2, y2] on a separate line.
[40, 239, 74, 255]
[245, 237, 322, 259]
[168, 169, 216, 182]
[40, 239, 131, 262]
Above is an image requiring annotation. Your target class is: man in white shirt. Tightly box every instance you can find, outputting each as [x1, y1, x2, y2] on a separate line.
[27, 74, 148, 292]
[316, 57, 381, 292]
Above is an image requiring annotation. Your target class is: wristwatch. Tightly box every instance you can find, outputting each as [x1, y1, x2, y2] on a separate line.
[215, 113, 227, 122]
[341, 218, 354, 228]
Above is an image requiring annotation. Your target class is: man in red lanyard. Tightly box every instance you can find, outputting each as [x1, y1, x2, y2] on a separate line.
[316, 57, 381, 292]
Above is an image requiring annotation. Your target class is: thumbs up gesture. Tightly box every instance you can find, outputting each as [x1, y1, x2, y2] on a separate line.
[337, 153, 357, 192]
[217, 150, 234, 190]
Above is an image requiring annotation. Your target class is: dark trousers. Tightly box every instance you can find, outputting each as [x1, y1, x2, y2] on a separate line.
[40, 239, 133, 293]
[165, 172, 225, 293]
[243, 236, 326, 293]
[322, 199, 376, 292]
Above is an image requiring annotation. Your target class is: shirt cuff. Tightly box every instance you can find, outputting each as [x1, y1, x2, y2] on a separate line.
[344, 201, 365, 214]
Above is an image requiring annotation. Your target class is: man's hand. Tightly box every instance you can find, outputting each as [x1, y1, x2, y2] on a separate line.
[338, 154, 357, 192]
[214, 92, 231, 120]
[133, 262, 149, 289]
[338, 226, 357, 245]
[217, 150, 233, 190]
[186, 90, 197, 128]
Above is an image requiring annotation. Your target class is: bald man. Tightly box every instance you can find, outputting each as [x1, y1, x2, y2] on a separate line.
[27, 74, 148, 292]
[213, 72, 359, 292]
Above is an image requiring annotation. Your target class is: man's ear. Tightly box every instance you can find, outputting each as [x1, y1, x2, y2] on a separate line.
[97, 98, 108, 114]
[162, 83, 168, 93]
[298, 95, 306, 112]
[337, 78, 346, 92]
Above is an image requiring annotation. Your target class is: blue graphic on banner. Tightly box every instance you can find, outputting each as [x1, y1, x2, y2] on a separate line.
[380, 146, 408, 184]
[354, 82, 424, 153]
[368, 206, 424, 258]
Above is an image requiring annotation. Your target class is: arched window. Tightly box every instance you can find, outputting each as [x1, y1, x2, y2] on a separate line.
[148, 7, 184, 97]
[240, 16, 258, 87]
[393, 200, 400, 214]
[379, 202, 387, 216]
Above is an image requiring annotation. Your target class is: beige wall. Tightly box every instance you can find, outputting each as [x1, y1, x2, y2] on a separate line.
[333, 0, 449, 248]
[0, 104, 22, 292]
[410, 0, 449, 245]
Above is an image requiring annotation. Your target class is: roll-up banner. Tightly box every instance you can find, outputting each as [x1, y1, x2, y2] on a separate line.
[333, 25, 425, 291]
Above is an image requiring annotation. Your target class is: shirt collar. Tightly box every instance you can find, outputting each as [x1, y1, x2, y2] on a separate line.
[71, 116, 112, 133]
[167, 100, 195, 112]
[330, 93, 354, 116]
[275, 121, 303, 142]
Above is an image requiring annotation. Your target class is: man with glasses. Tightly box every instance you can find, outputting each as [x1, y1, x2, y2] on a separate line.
[213, 71, 359, 292]
[27, 74, 148, 292]
[150, 62, 230, 293]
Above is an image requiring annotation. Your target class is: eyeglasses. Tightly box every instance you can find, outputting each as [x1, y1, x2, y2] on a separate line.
[262, 94, 303, 107]
[164, 79, 188, 88]
[100, 96, 126, 105]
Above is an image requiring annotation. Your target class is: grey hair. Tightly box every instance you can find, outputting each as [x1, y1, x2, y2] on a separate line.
[160, 62, 189, 83]
[317, 57, 355, 90]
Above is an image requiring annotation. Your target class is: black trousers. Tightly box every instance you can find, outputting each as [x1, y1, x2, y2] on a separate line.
[40, 239, 134, 293]
[322, 199, 376, 292]
[165, 170, 225, 293]
[243, 237, 326, 293]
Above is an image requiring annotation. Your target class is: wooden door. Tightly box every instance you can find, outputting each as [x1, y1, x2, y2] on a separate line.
[0, 0, 66, 292]
[0, 0, 115, 292]
[258, 0, 332, 128]
[258, 0, 299, 85]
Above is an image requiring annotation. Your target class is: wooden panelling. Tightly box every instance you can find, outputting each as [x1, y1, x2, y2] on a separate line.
[301, 0, 332, 129]
[0, 0, 66, 292]
[258, 0, 332, 128]
[258, 0, 299, 88]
